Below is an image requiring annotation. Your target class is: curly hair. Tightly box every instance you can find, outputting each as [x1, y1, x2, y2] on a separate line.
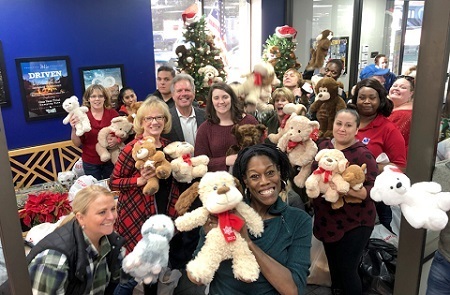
[351, 78, 393, 117]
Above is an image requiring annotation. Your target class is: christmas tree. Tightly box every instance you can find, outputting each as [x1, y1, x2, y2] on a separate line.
[262, 25, 301, 83]
[175, 15, 226, 105]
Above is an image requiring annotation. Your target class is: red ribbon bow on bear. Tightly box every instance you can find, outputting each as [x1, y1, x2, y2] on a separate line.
[218, 211, 244, 243]
[182, 153, 192, 165]
[253, 72, 262, 86]
[313, 167, 332, 183]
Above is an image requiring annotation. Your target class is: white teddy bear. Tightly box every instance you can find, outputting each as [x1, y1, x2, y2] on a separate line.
[371, 165, 450, 231]
[198, 65, 223, 87]
[62, 96, 91, 136]
[163, 141, 209, 183]
[122, 214, 175, 284]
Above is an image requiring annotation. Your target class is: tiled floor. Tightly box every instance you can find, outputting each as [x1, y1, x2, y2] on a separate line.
[305, 284, 332, 295]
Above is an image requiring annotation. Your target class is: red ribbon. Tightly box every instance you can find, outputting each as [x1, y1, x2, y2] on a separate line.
[310, 128, 319, 141]
[254, 72, 262, 86]
[182, 154, 192, 165]
[313, 167, 333, 183]
[109, 132, 121, 144]
[208, 78, 213, 86]
[218, 211, 244, 243]
[280, 114, 291, 129]
[287, 140, 302, 152]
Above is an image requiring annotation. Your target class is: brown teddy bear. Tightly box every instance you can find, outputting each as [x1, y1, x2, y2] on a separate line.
[307, 29, 333, 70]
[305, 149, 349, 205]
[127, 101, 143, 123]
[277, 114, 319, 188]
[132, 136, 172, 195]
[309, 77, 347, 138]
[226, 124, 267, 156]
[96, 117, 133, 164]
[163, 141, 209, 183]
[340, 163, 367, 207]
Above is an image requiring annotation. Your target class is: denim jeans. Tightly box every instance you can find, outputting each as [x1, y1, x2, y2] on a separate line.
[426, 250, 450, 295]
[113, 279, 138, 295]
[83, 161, 114, 181]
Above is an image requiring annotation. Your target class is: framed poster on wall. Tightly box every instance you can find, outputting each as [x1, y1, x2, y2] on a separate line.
[0, 41, 10, 106]
[15, 56, 73, 121]
[79, 64, 125, 109]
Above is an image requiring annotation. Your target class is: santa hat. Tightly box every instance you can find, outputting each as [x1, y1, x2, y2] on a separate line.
[182, 2, 199, 25]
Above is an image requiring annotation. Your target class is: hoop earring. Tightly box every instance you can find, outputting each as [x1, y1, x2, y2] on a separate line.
[281, 179, 287, 191]
[81, 225, 85, 230]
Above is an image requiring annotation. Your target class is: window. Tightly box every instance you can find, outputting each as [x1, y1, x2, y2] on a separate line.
[150, 0, 251, 83]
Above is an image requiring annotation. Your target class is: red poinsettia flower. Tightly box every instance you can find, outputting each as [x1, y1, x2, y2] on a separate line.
[275, 25, 297, 38]
[19, 191, 72, 228]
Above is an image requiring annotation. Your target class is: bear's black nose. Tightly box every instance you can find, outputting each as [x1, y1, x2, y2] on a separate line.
[396, 182, 402, 188]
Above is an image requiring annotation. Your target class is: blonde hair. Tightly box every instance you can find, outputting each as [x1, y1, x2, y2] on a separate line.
[60, 185, 115, 226]
[82, 84, 113, 109]
[271, 87, 295, 104]
[133, 96, 172, 135]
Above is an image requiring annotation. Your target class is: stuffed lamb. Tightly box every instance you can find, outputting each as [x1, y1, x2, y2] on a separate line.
[371, 165, 450, 231]
[122, 214, 175, 284]
[62, 96, 91, 136]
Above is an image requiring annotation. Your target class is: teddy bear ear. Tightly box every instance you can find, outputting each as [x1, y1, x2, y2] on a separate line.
[175, 182, 200, 215]
[233, 177, 244, 195]
[231, 124, 240, 135]
[338, 159, 348, 173]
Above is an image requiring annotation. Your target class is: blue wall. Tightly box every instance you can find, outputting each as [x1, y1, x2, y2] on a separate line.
[0, 0, 156, 149]
[0, 0, 284, 150]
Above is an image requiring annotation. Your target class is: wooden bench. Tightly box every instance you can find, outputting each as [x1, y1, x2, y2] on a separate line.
[8, 140, 82, 190]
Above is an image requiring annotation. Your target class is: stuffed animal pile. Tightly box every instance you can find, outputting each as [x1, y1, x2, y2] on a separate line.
[174, 171, 264, 284]
[163, 141, 209, 183]
[132, 136, 172, 195]
[277, 114, 319, 188]
[371, 165, 450, 231]
[230, 62, 280, 113]
[198, 65, 223, 87]
[122, 214, 175, 284]
[307, 29, 333, 70]
[226, 124, 267, 156]
[96, 117, 133, 164]
[308, 77, 347, 138]
[305, 149, 350, 207]
[62, 96, 91, 136]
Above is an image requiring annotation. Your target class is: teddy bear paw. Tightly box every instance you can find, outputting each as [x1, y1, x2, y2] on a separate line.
[100, 154, 111, 162]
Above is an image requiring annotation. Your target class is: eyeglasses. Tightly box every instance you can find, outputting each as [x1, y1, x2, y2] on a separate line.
[143, 115, 165, 123]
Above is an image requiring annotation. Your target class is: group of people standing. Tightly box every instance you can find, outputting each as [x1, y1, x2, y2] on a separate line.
[24, 53, 421, 295]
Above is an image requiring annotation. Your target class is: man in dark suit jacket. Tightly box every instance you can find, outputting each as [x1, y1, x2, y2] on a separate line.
[162, 73, 206, 146]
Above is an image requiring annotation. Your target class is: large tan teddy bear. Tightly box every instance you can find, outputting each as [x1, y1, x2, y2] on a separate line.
[96, 117, 133, 164]
[305, 149, 349, 205]
[267, 103, 307, 144]
[174, 171, 264, 285]
[335, 163, 367, 209]
[163, 141, 209, 183]
[231, 62, 280, 113]
[309, 77, 347, 138]
[277, 114, 319, 188]
[132, 136, 172, 195]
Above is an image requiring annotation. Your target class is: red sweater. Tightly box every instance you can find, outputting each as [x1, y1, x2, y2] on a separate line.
[80, 108, 119, 165]
[194, 115, 259, 172]
[388, 109, 412, 154]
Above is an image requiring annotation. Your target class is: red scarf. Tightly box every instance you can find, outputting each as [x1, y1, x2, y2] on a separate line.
[254, 72, 262, 86]
[182, 154, 192, 165]
[287, 140, 302, 152]
[218, 211, 244, 242]
[313, 167, 332, 183]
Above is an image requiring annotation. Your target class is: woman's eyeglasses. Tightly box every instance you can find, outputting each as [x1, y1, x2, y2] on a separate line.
[143, 116, 165, 123]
